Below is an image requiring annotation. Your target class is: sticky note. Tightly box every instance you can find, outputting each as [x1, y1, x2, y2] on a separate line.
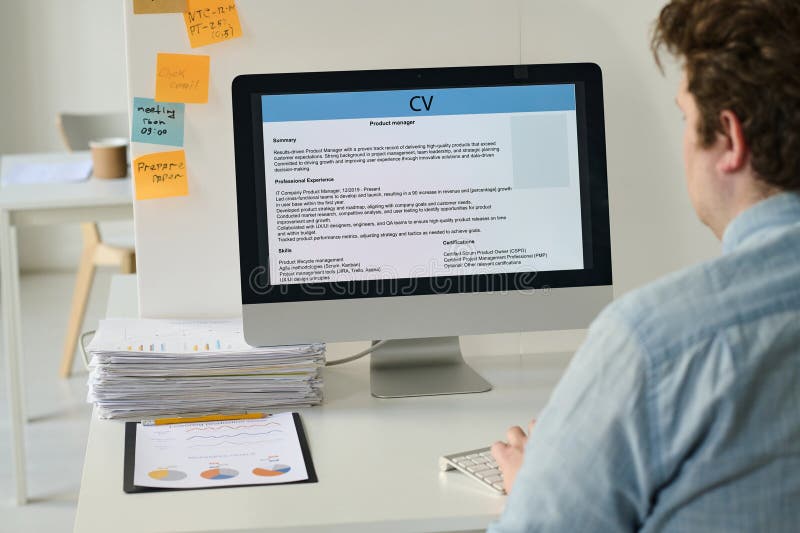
[133, 150, 189, 200]
[133, 0, 188, 14]
[183, 0, 242, 48]
[131, 97, 185, 147]
[155, 53, 210, 104]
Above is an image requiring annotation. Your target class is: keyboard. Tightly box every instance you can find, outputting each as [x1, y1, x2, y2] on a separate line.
[439, 446, 505, 494]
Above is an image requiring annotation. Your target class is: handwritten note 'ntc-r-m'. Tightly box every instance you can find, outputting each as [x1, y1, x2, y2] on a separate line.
[132, 97, 185, 147]
[184, 0, 242, 48]
[155, 53, 210, 104]
[134, 150, 189, 200]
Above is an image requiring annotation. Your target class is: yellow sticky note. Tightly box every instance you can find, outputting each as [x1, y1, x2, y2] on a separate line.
[133, 0, 188, 14]
[183, 0, 242, 48]
[155, 53, 210, 104]
[134, 150, 189, 200]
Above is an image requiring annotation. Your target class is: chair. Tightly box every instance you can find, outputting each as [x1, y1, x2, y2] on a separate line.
[56, 112, 136, 377]
[56, 113, 129, 150]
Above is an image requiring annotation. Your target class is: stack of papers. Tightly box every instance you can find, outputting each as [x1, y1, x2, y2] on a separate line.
[86, 318, 325, 419]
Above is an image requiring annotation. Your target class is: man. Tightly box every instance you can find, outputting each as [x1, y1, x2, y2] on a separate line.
[489, 1, 800, 531]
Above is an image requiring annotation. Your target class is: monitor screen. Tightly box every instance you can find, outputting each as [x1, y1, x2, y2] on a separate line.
[261, 85, 584, 286]
[233, 64, 611, 305]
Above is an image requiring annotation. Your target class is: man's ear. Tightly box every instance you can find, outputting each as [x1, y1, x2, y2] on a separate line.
[717, 110, 749, 174]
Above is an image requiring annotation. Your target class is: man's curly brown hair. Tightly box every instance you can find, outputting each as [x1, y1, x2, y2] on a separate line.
[652, 0, 800, 191]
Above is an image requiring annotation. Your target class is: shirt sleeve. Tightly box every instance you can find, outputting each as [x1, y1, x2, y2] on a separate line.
[488, 307, 659, 532]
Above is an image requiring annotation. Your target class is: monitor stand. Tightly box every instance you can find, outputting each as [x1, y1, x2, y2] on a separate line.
[369, 336, 492, 398]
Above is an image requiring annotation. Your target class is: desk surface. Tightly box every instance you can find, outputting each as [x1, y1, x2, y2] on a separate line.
[74, 276, 573, 533]
[0, 151, 131, 211]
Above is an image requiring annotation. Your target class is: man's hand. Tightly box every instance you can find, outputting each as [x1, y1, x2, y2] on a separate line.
[491, 419, 536, 494]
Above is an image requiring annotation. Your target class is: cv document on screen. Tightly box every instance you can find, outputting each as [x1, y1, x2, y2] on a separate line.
[261, 84, 585, 286]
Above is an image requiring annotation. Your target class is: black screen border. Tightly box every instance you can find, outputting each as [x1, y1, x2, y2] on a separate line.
[232, 63, 612, 305]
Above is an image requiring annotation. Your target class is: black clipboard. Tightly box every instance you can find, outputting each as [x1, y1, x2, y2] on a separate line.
[123, 412, 317, 493]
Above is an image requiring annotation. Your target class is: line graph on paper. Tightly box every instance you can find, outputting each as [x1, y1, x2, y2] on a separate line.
[186, 430, 284, 440]
[182, 422, 286, 448]
[185, 422, 281, 431]
[188, 439, 283, 449]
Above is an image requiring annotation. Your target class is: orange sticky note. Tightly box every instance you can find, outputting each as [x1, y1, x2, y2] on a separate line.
[133, 0, 187, 14]
[134, 150, 189, 200]
[183, 0, 242, 48]
[155, 53, 210, 104]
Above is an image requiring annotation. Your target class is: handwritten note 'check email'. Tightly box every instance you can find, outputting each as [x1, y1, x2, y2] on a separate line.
[155, 53, 210, 104]
[184, 0, 242, 48]
[134, 150, 189, 200]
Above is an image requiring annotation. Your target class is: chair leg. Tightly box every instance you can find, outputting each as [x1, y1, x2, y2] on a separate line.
[120, 252, 136, 275]
[60, 246, 97, 378]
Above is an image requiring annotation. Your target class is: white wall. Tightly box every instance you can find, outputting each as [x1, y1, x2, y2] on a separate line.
[0, 0, 132, 272]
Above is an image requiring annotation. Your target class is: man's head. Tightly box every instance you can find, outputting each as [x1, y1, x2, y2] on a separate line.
[652, 0, 800, 238]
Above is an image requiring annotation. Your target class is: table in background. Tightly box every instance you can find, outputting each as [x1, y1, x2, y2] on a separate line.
[0, 151, 133, 505]
[74, 275, 573, 533]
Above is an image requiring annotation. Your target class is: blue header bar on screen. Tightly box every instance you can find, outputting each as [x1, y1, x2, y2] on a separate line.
[261, 84, 576, 123]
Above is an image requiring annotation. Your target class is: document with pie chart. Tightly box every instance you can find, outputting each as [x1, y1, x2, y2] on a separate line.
[125, 412, 316, 492]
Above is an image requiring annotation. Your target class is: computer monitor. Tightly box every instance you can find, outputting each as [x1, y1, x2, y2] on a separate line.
[232, 63, 612, 398]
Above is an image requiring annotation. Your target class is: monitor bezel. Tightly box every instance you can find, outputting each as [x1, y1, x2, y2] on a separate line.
[232, 63, 612, 305]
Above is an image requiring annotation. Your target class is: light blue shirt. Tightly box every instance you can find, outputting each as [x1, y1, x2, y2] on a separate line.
[489, 193, 800, 532]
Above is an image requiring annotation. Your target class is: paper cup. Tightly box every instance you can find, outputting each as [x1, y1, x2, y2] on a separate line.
[90, 137, 128, 179]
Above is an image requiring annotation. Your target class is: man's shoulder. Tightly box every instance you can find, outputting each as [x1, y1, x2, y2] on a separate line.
[602, 238, 800, 358]
[600, 262, 716, 355]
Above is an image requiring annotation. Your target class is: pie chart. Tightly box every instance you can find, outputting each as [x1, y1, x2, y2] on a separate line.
[148, 469, 187, 481]
[253, 464, 291, 477]
[200, 467, 239, 480]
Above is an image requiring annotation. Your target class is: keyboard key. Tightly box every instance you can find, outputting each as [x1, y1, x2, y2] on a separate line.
[476, 468, 499, 479]
[484, 474, 503, 484]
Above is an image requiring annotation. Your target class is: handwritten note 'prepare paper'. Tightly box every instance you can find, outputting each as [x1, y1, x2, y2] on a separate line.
[183, 0, 242, 48]
[134, 150, 189, 200]
[132, 97, 185, 147]
[155, 53, 210, 104]
[133, 0, 188, 14]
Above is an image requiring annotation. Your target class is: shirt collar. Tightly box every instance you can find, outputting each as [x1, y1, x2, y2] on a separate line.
[722, 192, 800, 254]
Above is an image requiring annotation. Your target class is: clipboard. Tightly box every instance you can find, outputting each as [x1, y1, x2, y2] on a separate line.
[123, 412, 317, 493]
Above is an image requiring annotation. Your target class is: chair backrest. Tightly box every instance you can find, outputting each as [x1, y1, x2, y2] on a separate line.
[56, 112, 128, 152]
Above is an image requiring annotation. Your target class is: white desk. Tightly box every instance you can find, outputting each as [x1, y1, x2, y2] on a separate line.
[75, 275, 573, 533]
[0, 151, 133, 505]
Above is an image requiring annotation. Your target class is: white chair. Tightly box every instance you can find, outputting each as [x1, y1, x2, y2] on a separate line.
[56, 112, 136, 377]
[56, 113, 129, 151]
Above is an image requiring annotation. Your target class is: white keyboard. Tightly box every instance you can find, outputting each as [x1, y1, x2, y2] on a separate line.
[439, 446, 505, 494]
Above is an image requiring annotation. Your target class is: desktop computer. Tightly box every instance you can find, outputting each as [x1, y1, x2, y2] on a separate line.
[232, 63, 612, 398]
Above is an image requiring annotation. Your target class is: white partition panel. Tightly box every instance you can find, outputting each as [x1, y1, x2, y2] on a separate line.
[126, 0, 716, 322]
[125, 0, 522, 317]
